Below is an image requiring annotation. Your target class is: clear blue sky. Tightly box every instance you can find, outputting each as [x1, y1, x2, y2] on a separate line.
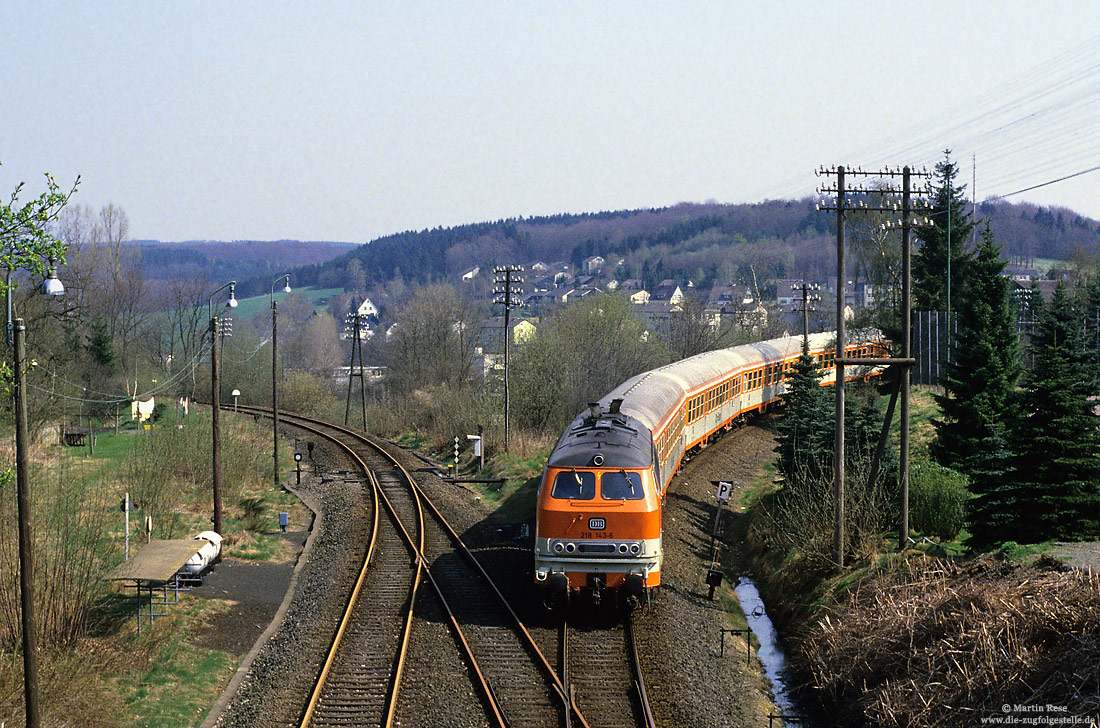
[2, 2, 1097, 243]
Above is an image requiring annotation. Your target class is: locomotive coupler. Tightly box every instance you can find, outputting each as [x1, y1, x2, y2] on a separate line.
[587, 573, 605, 606]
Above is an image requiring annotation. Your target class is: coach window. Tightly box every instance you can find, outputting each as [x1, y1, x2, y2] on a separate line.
[601, 471, 644, 500]
[552, 470, 595, 500]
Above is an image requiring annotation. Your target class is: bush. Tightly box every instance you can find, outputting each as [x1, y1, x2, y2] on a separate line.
[238, 496, 267, 533]
[910, 459, 969, 540]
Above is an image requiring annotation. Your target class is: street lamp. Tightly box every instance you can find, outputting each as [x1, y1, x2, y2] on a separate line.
[231, 388, 240, 412]
[208, 281, 237, 535]
[6, 256, 64, 345]
[270, 274, 290, 487]
[12, 257, 66, 728]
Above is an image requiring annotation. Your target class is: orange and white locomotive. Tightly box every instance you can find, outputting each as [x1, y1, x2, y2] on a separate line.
[534, 331, 883, 608]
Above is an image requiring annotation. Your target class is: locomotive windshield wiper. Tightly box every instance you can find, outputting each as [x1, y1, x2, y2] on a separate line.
[623, 469, 639, 496]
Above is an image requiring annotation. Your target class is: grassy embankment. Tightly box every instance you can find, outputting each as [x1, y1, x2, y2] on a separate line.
[0, 411, 301, 728]
[735, 387, 1100, 725]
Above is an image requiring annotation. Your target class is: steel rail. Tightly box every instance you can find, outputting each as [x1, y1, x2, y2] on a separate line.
[626, 615, 657, 728]
[563, 614, 653, 728]
[234, 404, 582, 727]
[232, 404, 509, 728]
[408, 476, 589, 728]
[298, 460, 382, 727]
[278, 416, 422, 728]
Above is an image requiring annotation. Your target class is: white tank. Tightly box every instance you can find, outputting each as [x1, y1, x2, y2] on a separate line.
[182, 531, 224, 574]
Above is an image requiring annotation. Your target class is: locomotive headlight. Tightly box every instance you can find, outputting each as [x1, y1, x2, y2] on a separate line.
[564, 542, 576, 553]
[618, 543, 629, 554]
[553, 541, 564, 554]
[629, 543, 641, 555]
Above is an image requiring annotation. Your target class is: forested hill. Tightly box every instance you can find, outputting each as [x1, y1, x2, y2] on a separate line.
[133, 240, 358, 290]
[287, 198, 1100, 293]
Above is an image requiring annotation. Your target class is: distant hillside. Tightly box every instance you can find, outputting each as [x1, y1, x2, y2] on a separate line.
[288, 199, 1100, 295]
[132, 240, 358, 292]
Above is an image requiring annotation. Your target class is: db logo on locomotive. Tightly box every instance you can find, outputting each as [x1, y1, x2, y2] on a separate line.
[589, 518, 606, 530]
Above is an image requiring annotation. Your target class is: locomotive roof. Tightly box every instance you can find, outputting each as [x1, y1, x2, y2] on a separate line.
[546, 405, 654, 469]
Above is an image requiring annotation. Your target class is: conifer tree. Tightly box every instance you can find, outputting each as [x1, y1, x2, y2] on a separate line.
[913, 152, 975, 312]
[775, 340, 890, 490]
[931, 224, 1022, 545]
[775, 339, 832, 487]
[1004, 283, 1100, 544]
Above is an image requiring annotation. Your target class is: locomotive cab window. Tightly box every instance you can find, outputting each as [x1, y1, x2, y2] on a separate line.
[551, 470, 595, 500]
[601, 471, 644, 500]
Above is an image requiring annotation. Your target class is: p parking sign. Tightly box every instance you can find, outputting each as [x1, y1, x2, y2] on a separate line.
[713, 480, 733, 503]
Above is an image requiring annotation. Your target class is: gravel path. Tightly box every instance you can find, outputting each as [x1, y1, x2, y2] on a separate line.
[643, 420, 781, 727]
[1049, 541, 1100, 572]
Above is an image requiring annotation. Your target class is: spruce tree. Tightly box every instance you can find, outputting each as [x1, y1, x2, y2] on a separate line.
[1006, 283, 1100, 544]
[775, 339, 832, 488]
[913, 152, 975, 312]
[931, 224, 1022, 546]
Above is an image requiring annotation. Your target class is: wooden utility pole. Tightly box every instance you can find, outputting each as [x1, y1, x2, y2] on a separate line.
[13, 320, 41, 728]
[817, 164, 930, 567]
[493, 265, 524, 451]
[834, 165, 847, 571]
[900, 167, 914, 549]
[211, 315, 223, 535]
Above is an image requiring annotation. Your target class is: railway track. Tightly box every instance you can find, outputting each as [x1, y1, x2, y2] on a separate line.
[562, 613, 656, 728]
[253, 413, 424, 728]
[230, 405, 591, 727]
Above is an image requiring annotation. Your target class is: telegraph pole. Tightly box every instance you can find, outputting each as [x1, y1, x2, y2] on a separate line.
[344, 313, 368, 431]
[493, 265, 524, 451]
[791, 282, 820, 342]
[211, 315, 223, 535]
[817, 164, 930, 568]
[14, 320, 41, 728]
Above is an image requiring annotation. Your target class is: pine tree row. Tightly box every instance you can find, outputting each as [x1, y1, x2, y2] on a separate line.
[777, 153, 1100, 550]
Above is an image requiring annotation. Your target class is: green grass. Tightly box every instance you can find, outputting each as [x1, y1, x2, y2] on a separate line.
[888, 386, 941, 456]
[394, 431, 428, 449]
[83, 428, 147, 459]
[474, 444, 552, 522]
[232, 285, 344, 320]
[121, 602, 236, 728]
[994, 539, 1057, 561]
[226, 531, 286, 560]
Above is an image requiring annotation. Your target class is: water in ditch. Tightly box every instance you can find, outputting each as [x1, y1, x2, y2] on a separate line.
[734, 576, 810, 724]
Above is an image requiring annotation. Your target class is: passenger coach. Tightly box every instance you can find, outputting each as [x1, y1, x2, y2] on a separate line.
[533, 331, 883, 608]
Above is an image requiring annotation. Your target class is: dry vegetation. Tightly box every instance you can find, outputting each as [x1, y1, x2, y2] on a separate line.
[800, 554, 1100, 726]
[0, 412, 289, 726]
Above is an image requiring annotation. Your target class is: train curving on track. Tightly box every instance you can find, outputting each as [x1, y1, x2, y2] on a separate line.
[229, 405, 658, 728]
[534, 330, 884, 609]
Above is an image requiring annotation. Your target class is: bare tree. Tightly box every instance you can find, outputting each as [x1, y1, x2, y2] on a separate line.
[667, 296, 722, 359]
[383, 283, 481, 396]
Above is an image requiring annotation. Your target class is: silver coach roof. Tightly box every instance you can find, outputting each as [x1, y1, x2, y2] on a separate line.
[599, 332, 836, 433]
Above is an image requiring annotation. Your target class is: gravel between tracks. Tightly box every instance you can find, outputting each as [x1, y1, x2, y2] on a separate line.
[207, 447, 372, 728]
[200, 422, 786, 727]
